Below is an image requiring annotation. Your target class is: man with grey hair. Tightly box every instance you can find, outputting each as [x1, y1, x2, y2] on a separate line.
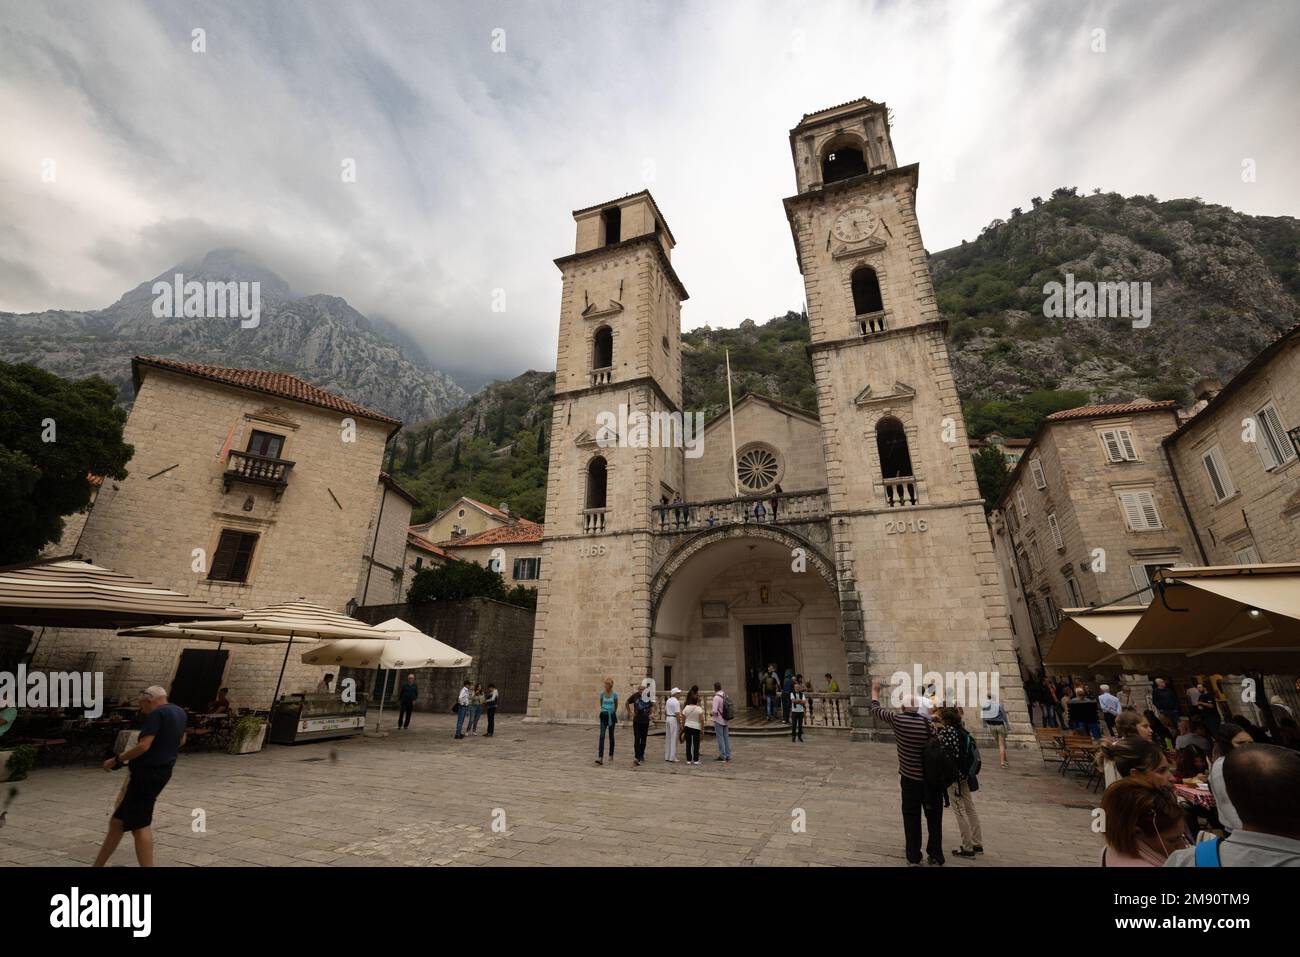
[1098, 684, 1122, 736]
[871, 677, 942, 866]
[93, 685, 187, 867]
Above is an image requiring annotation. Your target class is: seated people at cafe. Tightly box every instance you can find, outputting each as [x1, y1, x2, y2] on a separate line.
[1209, 723, 1252, 833]
[1068, 687, 1102, 739]
[1229, 713, 1270, 744]
[1101, 778, 1189, 866]
[1174, 718, 1210, 753]
[1098, 738, 1170, 789]
[206, 688, 234, 715]
[1175, 744, 1209, 781]
[315, 673, 335, 694]
[1143, 710, 1174, 749]
[1165, 744, 1300, 867]
[1114, 710, 1153, 743]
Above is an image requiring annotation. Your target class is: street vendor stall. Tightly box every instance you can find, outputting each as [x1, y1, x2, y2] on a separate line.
[269, 692, 367, 744]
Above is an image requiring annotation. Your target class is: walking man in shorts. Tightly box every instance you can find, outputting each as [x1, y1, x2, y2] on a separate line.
[93, 685, 187, 867]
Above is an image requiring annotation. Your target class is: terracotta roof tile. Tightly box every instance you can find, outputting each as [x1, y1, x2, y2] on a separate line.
[439, 523, 545, 548]
[1045, 400, 1179, 422]
[133, 356, 402, 430]
[406, 531, 451, 559]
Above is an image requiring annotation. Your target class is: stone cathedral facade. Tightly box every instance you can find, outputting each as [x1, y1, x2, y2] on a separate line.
[527, 98, 1030, 743]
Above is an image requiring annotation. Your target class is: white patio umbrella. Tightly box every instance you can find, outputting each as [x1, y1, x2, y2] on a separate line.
[299, 618, 471, 733]
[132, 599, 397, 710]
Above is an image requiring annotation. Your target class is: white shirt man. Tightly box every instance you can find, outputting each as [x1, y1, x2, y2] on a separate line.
[664, 689, 682, 762]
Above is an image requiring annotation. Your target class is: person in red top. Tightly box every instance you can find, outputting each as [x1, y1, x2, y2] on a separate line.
[871, 677, 942, 865]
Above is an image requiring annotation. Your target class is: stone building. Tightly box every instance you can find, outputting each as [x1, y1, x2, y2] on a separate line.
[527, 98, 1030, 741]
[410, 495, 525, 542]
[31, 355, 405, 709]
[353, 472, 420, 607]
[1164, 323, 1300, 564]
[436, 521, 545, 590]
[995, 401, 1202, 660]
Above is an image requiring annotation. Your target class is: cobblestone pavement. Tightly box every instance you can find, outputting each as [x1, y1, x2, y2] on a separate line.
[1, 714, 1104, 866]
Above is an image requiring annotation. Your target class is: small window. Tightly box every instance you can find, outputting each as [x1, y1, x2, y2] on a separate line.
[1234, 545, 1261, 565]
[585, 456, 608, 510]
[1047, 512, 1064, 550]
[1099, 428, 1138, 463]
[593, 326, 614, 369]
[1029, 538, 1043, 572]
[601, 206, 622, 246]
[1042, 593, 1059, 626]
[822, 146, 869, 184]
[458, 509, 465, 518]
[1253, 402, 1295, 471]
[1015, 489, 1028, 520]
[1029, 458, 1047, 490]
[208, 530, 258, 583]
[851, 266, 884, 316]
[246, 430, 285, 459]
[512, 557, 541, 580]
[1065, 576, 1084, 608]
[1117, 489, 1162, 531]
[875, 416, 913, 479]
[1129, 562, 1174, 604]
[1201, 445, 1236, 503]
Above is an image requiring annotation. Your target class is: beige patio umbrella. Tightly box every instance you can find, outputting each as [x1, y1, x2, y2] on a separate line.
[299, 617, 471, 732]
[0, 556, 239, 628]
[1046, 605, 1146, 670]
[134, 599, 397, 710]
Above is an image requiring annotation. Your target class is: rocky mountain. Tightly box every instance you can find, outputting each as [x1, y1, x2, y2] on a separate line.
[0, 249, 467, 424]
[933, 189, 1300, 405]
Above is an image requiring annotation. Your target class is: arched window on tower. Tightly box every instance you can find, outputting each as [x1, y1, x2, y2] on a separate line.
[584, 456, 608, 533]
[822, 145, 869, 185]
[876, 416, 917, 507]
[851, 266, 885, 333]
[592, 326, 613, 385]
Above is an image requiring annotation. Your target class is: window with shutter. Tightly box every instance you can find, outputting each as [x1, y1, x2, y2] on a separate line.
[1255, 403, 1295, 470]
[208, 530, 258, 583]
[1031, 540, 1044, 571]
[1043, 593, 1059, 625]
[1201, 445, 1235, 502]
[1234, 545, 1261, 565]
[1016, 489, 1027, 519]
[1048, 512, 1064, 550]
[1100, 430, 1124, 462]
[1030, 458, 1047, 490]
[1065, 576, 1084, 607]
[1129, 564, 1154, 604]
[1117, 489, 1162, 530]
[1117, 429, 1137, 461]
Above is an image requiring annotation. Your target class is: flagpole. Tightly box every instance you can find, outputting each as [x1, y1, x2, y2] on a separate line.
[726, 348, 739, 498]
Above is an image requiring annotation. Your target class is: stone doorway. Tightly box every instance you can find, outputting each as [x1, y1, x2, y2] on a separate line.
[743, 623, 794, 707]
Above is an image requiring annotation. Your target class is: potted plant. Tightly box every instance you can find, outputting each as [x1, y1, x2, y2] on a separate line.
[228, 716, 267, 755]
[1, 744, 38, 782]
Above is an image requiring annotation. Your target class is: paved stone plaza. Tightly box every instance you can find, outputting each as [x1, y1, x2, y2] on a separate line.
[2, 715, 1103, 867]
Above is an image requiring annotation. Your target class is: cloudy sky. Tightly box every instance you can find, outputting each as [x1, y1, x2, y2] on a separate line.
[2, 0, 1297, 387]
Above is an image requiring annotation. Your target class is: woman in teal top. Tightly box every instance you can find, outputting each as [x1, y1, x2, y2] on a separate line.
[596, 678, 618, 765]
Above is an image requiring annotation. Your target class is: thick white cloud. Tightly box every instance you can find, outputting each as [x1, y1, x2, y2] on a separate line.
[1, 0, 1296, 385]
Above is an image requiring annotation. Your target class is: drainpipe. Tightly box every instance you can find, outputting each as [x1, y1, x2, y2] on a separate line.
[361, 484, 388, 608]
[1163, 437, 1209, 564]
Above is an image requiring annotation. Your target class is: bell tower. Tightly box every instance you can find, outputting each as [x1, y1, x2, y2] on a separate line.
[527, 191, 688, 721]
[783, 99, 1030, 740]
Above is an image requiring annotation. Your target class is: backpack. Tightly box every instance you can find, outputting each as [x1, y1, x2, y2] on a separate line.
[1194, 837, 1221, 868]
[720, 694, 735, 721]
[962, 730, 982, 781]
[922, 735, 959, 803]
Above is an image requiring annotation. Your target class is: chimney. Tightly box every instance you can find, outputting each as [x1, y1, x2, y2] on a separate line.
[499, 502, 510, 516]
[1192, 377, 1223, 404]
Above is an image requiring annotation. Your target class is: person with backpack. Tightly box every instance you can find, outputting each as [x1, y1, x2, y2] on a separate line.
[981, 693, 1011, 768]
[871, 677, 943, 866]
[1164, 744, 1300, 867]
[781, 669, 794, 724]
[762, 665, 779, 721]
[936, 707, 982, 858]
[712, 681, 732, 762]
[790, 680, 807, 743]
[627, 679, 656, 766]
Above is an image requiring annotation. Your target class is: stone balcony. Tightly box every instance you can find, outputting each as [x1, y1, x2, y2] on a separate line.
[223, 449, 295, 499]
[652, 488, 830, 533]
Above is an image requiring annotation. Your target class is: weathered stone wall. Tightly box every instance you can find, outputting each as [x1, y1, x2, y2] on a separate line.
[1167, 339, 1300, 564]
[31, 367, 394, 707]
[353, 482, 415, 607]
[349, 598, 534, 713]
[688, 399, 826, 501]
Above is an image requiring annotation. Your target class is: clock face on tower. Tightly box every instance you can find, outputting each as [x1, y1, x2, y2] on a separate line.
[832, 205, 878, 243]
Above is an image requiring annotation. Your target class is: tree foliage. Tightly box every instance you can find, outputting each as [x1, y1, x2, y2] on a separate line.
[0, 361, 134, 564]
[972, 445, 1011, 513]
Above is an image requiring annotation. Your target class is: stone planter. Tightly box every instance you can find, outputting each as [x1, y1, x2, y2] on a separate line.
[228, 722, 267, 755]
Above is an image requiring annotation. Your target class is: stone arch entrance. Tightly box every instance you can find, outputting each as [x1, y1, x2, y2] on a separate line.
[649, 525, 844, 712]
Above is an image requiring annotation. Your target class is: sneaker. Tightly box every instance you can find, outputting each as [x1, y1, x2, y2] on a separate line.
[927, 855, 945, 866]
[973, 845, 984, 854]
[715, 755, 725, 761]
[595, 759, 603, 765]
[952, 848, 976, 858]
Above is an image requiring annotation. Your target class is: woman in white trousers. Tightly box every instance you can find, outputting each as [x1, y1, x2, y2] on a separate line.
[664, 688, 682, 762]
